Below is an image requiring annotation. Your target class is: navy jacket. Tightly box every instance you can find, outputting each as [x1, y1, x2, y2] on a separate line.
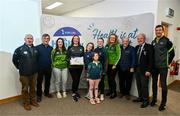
[118, 45, 136, 71]
[94, 46, 106, 74]
[84, 51, 94, 69]
[36, 44, 53, 71]
[12, 43, 39, 76]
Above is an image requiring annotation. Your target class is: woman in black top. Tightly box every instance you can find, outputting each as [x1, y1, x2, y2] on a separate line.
[67, 35, 84, 102]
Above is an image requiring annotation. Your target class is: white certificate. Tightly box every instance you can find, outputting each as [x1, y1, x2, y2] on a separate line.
[70, 57, 84, 65]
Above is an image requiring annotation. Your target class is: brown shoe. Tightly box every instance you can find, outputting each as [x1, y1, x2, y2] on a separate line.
[31, 101, 39, 107]
[23, 103, 31, 111]
[44, 94, 53, 98]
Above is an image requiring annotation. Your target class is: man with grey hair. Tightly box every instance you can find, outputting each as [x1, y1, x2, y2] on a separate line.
[12, 34, 39, 111]
[117, 38, 136, 100]
[133, 33, 153, 108]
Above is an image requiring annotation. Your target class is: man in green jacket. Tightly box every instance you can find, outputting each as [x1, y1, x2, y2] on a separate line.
[151, 25, 175, 111]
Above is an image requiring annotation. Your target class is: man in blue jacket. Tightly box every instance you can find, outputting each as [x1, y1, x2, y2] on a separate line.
[12, 34, 39, 111]
[36, 34, 53, 102]
[118, 38, 136, 100]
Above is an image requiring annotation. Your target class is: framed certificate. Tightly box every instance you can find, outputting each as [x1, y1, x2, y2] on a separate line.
[70, 57, 84, 65]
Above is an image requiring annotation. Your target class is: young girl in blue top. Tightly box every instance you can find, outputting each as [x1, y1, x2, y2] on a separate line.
[87, 53, 103, 104]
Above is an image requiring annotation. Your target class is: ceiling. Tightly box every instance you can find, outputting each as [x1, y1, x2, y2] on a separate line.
[42, 0, 104, 15]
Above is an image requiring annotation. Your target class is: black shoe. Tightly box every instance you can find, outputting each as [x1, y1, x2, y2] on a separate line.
[44, 94, 53, 98]
[140, 101, 149, 108]
[150, 100, 157, 107]
[106, 92, 112, 96]
[133, 98, 142, 102]
[110, 93, 117, 99]
[37, 96, 42, 102]
[125, 95, 131, 100]
[72, 94, 78, 102]
[75, 92, 81, 98]
[159, 104, 166, 111]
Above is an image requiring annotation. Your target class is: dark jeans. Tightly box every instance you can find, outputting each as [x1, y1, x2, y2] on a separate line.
[20, 73, 37, 104]
[107, 65, 117, 94]
[152, 67, 168, 105]
[118, 69, 133, 95]
[36, 69, 52, 97]
[98, 74, 105, 94]
[69, 66, 83, 93]
[135, 69, 149, 101]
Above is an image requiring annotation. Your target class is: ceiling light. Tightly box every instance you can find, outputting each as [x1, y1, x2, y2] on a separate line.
[45, 2, 63, 10]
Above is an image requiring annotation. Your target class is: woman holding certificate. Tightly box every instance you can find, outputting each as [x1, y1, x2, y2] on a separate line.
[105, 34, 121, 99]
[67, 35, 84, 102]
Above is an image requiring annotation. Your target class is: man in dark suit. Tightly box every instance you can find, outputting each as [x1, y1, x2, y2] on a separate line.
[133, 33, 153, 108]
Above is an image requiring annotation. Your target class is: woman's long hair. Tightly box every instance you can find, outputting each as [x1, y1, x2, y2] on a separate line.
[71, 35, 80, 46]
[55, 38, 66, 52]
[107, 33, 119, 45]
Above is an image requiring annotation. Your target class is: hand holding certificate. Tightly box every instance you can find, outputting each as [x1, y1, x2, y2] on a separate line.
[70, 57, 84, 65]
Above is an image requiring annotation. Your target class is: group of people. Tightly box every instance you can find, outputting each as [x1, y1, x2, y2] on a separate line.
[12, 25, 175, 111]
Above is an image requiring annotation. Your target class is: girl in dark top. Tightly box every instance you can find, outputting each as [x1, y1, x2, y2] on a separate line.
[84, 42, 94, 100]
[67, 35, 84, 102]
[87, 53, 102, 104]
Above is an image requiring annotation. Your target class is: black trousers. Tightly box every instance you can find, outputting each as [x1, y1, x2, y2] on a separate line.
[69, 66, 83, 93]
[107, 65, 117, 94]
[152, 67, 168, 105]
[98, 74, 105, 94]
[135, 69, 149, 101]
[36, 69, 52, 97]
[118, 70, 133, 95]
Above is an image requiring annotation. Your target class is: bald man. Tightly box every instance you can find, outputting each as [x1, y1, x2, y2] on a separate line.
[12, 34, 39, 111]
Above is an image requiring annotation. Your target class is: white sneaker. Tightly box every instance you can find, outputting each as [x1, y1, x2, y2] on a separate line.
[63, 92, 67, 98]
[100, 94, 104, 101]
[57, 92, 62, 99]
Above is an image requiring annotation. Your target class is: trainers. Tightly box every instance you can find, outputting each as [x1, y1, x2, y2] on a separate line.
[159, 104, 166, 111]
[100, 94, 104, 101]
[85, 93, 90, 100]
[72, 94, 78, 102]
[63, 92, 67, 98]
[57, 92, 62, 99]
[75, 92, 81, 98]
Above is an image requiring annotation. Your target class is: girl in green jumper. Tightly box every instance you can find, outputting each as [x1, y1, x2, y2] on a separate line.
[105, 34, 121, 99]
[51, 38, 69, 99]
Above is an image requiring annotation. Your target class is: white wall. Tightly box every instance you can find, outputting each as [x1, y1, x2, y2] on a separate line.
[64, 0, 158, 18]
[0, 0, 42, 100]
[156, 0, 180, 81]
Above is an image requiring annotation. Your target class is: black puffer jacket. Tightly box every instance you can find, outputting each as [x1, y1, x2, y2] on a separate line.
[12, 43, 39, 76]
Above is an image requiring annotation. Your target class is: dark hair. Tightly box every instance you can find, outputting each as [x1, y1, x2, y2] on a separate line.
[71, 35, 80, 46]
[55, 38, 66, 52]
[107, 33, 119, 45]
[97, 37, 104, 42]
[85, 42, 94, 52]
[42, 33, 50, 40]
[155, 25, 164, 31]
[92, 52, 99, 60]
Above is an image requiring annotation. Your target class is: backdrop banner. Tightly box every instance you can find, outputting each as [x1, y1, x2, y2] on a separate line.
[41, 13, 154, 95]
